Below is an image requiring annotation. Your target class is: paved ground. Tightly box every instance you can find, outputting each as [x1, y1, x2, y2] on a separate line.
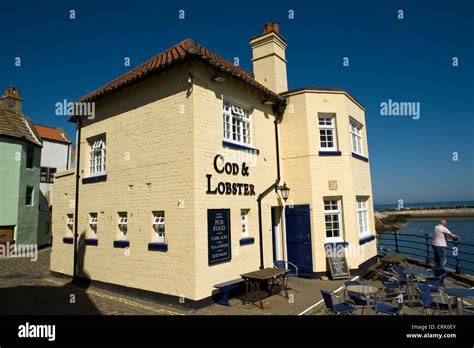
[0, 248, 184, 315]
[0, 248, 343, 315]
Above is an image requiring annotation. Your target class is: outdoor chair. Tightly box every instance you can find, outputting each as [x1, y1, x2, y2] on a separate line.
[274, 260, 299, 291]
[425, 268, 447, 293]
[372, 298, 404, 315]
[391, 264, 408, 285]
[320, 290, 355, 315]
[416, 284, 456, 315]
[343, 280, 369, 315]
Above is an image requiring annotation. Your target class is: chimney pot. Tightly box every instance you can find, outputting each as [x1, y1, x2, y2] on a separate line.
[272, 22, 280, 34]
[263, 22, 273, 33]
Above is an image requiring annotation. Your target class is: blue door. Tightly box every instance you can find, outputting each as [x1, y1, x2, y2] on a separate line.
[285, 204, 313, 276]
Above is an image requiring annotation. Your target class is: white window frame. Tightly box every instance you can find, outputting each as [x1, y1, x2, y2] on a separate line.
[90, 213, 98, 239]
[356, 198, 370, 237]
[324, 199, 344, 243]
[88, 135, 106, 177]
[118, 212, 128, 240]
[66, 214, 74, 237]
[318, 114, 337, 151]
[152, 211, 165, 243]
[241, 209, 249, 238]
[350, 120, 363, 156]
[223, 100, 252, 146]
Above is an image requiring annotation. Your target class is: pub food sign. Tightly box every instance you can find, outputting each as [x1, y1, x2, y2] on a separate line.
[208, 209, 231, 265]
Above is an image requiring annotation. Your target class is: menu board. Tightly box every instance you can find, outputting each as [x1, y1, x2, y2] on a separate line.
[208, 209, 231, 265]
[326, 245, 350, 280]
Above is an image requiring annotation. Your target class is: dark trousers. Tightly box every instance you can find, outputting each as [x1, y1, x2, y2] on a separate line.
[432, 245, 446, 269]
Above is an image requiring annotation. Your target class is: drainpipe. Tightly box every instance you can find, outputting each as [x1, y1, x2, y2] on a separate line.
[72, 117, 82, 281]
[257, 103, 284, 269]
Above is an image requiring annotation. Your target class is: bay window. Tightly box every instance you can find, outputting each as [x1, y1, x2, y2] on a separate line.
[324, 199, 344, 242]
[356, 198, 369, 237]
[318, 114, 337, 151]
[350, 120, 363, 155]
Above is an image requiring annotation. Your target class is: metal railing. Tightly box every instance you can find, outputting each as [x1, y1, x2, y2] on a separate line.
[377, 231, 474, 275]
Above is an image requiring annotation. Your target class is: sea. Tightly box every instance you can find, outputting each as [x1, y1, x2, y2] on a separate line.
[374, 200, 474, 275]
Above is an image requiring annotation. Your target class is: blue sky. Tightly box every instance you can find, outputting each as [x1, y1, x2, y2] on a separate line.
[1, 0, 473, 204]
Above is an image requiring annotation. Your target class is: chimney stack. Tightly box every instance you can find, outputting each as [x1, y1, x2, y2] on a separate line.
[250, 22, 288, 93]
[0, 86, 22, 114]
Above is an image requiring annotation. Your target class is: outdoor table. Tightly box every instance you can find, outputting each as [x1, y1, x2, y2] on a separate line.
[404, 268, 433, 306]
[345, 285, 380, 314]
[380, 253, 408, 269]
[240, 268, 290, 308]
[443, 288, 474, 315]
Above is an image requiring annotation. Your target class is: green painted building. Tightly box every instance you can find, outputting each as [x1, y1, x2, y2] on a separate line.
[0, 86, 49, 246]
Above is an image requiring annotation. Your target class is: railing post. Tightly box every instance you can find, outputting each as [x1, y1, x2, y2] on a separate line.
[425, 233, 430, 264]
[394, 230, 399, 253]
[454, 240, 461, 274]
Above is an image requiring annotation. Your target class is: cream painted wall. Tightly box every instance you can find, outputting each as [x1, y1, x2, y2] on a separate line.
[191, 61, 281, 300]
[281, 90, 377, 273]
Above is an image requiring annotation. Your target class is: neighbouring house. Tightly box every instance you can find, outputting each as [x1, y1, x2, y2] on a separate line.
[50, 23, 377, 303]
[0, 86, 51, 246]
[33, 124, 72, 211]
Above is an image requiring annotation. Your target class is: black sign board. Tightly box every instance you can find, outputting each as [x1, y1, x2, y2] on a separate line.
[325, 244, 350, 280]
[208, 209, 231, 265]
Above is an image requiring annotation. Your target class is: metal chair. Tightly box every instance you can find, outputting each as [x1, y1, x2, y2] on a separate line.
[425, 268, 447, 293]
[343, 280, 369, 315]
[391, 264, 408, 285]
[320, 290, 355, 315]
[417, 284, 456, 315]
[372, 297, 404, 315]
[274, 260, 299, 291]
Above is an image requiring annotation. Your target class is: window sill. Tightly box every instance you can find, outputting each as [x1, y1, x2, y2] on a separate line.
[63, 237, 74, 244]
[351, 153, 369, 162]
[222, 140, 260, 155]
[85, 238, 98, 246]
[82, 175, 107, 184]
[359, 235, 375, 245]
[239, 237, 255, 246]
[324, 241, 349, 248]
[148, 242, 168, 252]
[113, 240, 129, 248]
[319, 151, 341, 156]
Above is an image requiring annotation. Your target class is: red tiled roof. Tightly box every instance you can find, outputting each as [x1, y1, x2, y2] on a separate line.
[34, 124, 71, 144]
[78, 38, 283, 104]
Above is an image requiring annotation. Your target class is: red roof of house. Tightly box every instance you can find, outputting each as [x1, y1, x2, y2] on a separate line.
[78, 38, 283, 104]
[34, 124, 71, 144]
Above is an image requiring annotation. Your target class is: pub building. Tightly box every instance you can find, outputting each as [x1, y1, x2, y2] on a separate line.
[50, 23, 377, 303]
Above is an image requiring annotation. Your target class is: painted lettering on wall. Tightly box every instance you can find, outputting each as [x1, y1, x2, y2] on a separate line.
[206, 154, 255, 196]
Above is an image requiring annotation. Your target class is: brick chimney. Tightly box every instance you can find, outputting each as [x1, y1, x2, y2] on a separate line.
[0, 86, 23, 114]
[250, 22, 288, 93]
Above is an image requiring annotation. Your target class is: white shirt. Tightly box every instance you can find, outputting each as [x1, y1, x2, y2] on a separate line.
[432, 224, 451, 247]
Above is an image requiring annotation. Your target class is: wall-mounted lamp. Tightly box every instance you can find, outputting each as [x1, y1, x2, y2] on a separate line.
[277, 182, 290, 201]
[212, 76, 227, 83]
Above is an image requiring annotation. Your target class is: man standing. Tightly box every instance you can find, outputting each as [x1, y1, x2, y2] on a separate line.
[432, 220, 460, 269]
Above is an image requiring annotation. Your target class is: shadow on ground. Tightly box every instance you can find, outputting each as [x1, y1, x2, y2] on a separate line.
[0, 234, 99, 315]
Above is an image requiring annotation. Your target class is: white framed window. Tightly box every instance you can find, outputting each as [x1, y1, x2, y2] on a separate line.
[356, 198, 370, 237]
[324, 199, 344, 242]
[152, 211, 165, 243]
[318, 114, 337, 151]
[66, 214, 74, 237]
[350, 120, 363, 155]
[88, 135, 106, 176]
[241, 209, 249, 238]
[223, 100, 252, 146]
[118, 212, 128, 240]
[89, 213, 98, 239]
